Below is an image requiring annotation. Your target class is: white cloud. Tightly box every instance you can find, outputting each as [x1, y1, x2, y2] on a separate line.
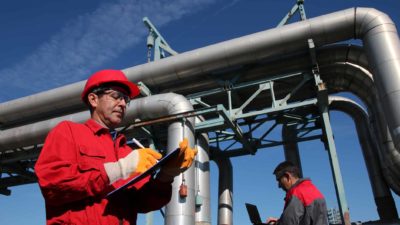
[212, 0, 241, 17]
[0, 0, 216, 101]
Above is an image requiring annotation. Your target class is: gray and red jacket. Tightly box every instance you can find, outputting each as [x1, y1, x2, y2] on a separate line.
[278, 178, 328, 225]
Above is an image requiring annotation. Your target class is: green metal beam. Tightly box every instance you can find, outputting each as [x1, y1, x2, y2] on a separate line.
[319, 105, 350, 224]
[308, 36, 350, 224]
[143, 17, 178, 61]
[277, 0, 307, 27]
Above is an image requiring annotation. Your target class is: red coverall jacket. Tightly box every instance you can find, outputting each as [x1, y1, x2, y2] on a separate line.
[35, 119, 172, 225]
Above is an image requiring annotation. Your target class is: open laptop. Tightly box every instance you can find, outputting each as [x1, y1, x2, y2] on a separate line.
[245, 203, 269, 225]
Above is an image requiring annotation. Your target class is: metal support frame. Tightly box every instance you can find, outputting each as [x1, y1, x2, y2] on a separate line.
[277, 0, 307, 27]
[0, 146, 39, 194]
[308, 38, 350, 225]
[122, 72, 323, 160]
[143, 17, 178, 62]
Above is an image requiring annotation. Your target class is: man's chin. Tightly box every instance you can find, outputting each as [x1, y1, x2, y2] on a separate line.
[112, 113, 124, 120]
[109, 118, 123, 128]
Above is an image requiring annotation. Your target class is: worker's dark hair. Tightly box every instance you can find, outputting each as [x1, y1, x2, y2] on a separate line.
[273, 161, 300, 179]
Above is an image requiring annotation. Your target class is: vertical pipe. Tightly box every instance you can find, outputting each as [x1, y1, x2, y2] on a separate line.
[214, 157, 233, 225]
[146, 140, 157, 225]
[329, 96, 398, 219]
[165, 119, 196, 225]
[358, 8, 400, 150]
[282, 124, 304, 178]
[195, 123, 211, 225]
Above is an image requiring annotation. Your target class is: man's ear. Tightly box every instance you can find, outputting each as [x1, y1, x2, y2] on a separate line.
[87, 93, 99, 108]
[284, 172, 291, 180]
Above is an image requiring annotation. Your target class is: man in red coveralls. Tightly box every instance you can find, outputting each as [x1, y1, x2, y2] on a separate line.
[266, 161, 328, 225]
[35, 69, 197, 225]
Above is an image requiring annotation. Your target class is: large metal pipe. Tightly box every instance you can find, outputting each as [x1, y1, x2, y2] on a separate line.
[0, 82, 84, 128]
[320, 62, 400, 193]
[3, 45, 400, 200]
[328, 96, 398, 220]
[282, 124, 303, 178]
[282, 95, 398, 219]
[195, 117, 211, 225]
[261, 44, 400, 194]
[0, 94, 194, 150]
[2, 8, 400, 152]
[214, 156, 233, 225]
[139, 7, 400, 151]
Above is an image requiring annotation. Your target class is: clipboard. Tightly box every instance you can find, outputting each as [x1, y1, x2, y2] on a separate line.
[107, 148, 180, 197]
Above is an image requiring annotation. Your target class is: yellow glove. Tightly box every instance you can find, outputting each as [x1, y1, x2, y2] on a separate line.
[134, 148, 162, 174]
[104, 148, 161, 184]
[158, 138, 198, 181]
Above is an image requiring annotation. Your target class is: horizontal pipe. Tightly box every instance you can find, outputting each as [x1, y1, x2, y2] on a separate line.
[0, 93, 193, 152]
[1, 8, 399, 151]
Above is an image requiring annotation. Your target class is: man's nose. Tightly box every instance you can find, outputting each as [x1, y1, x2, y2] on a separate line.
[117, 101, 127, 111]
[119, 99, 127, 107]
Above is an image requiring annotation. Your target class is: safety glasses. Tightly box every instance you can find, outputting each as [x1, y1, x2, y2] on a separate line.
[92, 87, 131, 104]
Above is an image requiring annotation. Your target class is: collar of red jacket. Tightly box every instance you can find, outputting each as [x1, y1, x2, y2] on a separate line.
[287, 178, 311, 193]
[85, 119, 110, 135]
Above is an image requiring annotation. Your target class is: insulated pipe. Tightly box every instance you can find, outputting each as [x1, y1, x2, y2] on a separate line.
[2, 8, 400, 151]
[2, 44, 400, 198]
[0, 93, 194, 150]
[321, 62, 400, 191]
[378, 129, 400, 194]
[255, 42, 400, 196]
[132, 6, 400, 150]
[0, 111, 89, 151]
[328, 96, 398, 220]
[271, 44, 400, 193]
[282, 96, 398, 219]
[194, 117, 211, 225]
[0, 82, 84, 128]
[247, 44, 400, 193]
[123, 93, 197, 225]
[214, 156, 233, 225]
[165, 122, 196, 225]
[282, 124, 303, 178]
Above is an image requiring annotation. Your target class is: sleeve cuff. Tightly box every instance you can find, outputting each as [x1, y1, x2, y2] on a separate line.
[104, 162, 122, 184]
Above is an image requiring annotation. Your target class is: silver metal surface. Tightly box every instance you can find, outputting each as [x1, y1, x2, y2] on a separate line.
[329, 96, 398, 219]
[2, 8, 400, 149]
[214, 157, 233, 225]
[195, 117, 211, 225]
[282, 124, 303, 178]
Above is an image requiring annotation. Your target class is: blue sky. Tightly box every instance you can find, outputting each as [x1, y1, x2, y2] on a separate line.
[1, 0, 400, 224]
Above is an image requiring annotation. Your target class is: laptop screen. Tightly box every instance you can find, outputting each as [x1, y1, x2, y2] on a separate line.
[245, 203, 263, 224]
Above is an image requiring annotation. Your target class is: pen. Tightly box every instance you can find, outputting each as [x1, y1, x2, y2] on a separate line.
[132, 138, 160, 163]
[132, 138, 145, 149]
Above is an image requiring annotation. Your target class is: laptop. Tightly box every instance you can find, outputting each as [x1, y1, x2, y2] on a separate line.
[245, 203, 269, 225]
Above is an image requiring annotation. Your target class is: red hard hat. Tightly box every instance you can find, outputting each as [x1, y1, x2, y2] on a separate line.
[81, 69, 140, 103]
